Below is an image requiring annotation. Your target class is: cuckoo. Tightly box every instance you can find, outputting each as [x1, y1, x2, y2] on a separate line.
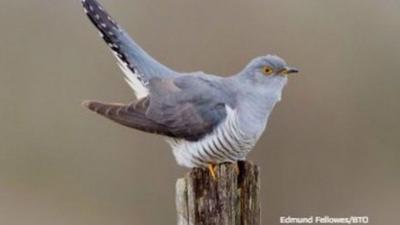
[80, 0, 299, 174]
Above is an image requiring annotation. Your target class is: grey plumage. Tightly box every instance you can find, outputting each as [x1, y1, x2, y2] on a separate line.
[81, 0, 299, 168]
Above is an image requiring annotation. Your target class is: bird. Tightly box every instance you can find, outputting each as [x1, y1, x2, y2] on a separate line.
[80, 0, 299, 175]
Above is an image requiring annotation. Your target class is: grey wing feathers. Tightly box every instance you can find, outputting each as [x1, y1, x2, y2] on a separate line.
[148, 99, 226, 141]
[83, 77, 228, 141]
[146, 78, 228, 141]
[81, 0, 176, 98]
[82, 99, 176, 137]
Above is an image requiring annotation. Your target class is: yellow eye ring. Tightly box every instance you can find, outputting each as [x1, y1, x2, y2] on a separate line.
[262, 66, 273, 75]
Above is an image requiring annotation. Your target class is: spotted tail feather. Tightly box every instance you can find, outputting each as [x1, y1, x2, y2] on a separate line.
[81, 0, 176, 99]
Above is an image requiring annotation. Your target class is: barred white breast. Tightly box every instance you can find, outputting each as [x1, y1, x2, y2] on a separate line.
[168, 106, 256, 168]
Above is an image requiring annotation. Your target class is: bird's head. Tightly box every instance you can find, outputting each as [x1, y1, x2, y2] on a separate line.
[241, 54, 299, 86]
[236, 55, 299, 102]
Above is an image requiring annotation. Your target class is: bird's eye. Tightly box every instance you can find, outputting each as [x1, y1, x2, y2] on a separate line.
[262, 66, 273, 75]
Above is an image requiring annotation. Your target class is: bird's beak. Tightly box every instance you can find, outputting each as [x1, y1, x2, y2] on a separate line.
[284, 66, 299, 74]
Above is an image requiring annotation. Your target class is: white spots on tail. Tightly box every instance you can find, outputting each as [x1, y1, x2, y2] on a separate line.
[82, 0, 149, 99]
[107, 43, 118, 49]
[114, 54, 149, 99]
[107, 16, 115, 24]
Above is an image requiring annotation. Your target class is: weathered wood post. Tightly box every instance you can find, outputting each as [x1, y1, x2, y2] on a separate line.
[176, 161, 260, 225]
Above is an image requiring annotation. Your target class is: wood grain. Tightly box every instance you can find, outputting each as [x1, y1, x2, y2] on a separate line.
[176, 161, 260, 225]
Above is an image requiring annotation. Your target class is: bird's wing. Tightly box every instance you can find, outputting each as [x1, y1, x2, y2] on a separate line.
[83, 76, 228, 141]
[81, 0, 177, 99]
[83, 98, 177, 137]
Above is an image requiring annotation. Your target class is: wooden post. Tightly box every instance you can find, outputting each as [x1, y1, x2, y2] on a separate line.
[176, 161, 260, 225]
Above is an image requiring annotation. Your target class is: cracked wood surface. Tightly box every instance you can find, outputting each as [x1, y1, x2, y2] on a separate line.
[176, 161, 260, 225]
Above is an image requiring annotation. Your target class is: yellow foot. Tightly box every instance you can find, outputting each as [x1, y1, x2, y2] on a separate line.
[207, 164, 217, 180]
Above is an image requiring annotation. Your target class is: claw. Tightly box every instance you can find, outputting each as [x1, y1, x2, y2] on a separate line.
[207, 164, 217, 180]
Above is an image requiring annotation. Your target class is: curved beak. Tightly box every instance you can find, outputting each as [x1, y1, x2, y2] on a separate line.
[285, 66, 299, 74]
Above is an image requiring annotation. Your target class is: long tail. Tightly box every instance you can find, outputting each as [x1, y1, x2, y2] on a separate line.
[81, 0, 176, 98]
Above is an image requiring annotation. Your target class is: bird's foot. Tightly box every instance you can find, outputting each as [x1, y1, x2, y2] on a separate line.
[207, 164, 217, 180]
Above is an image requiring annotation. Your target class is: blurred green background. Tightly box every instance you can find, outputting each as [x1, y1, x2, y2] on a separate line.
[0, 0, 399, 224]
